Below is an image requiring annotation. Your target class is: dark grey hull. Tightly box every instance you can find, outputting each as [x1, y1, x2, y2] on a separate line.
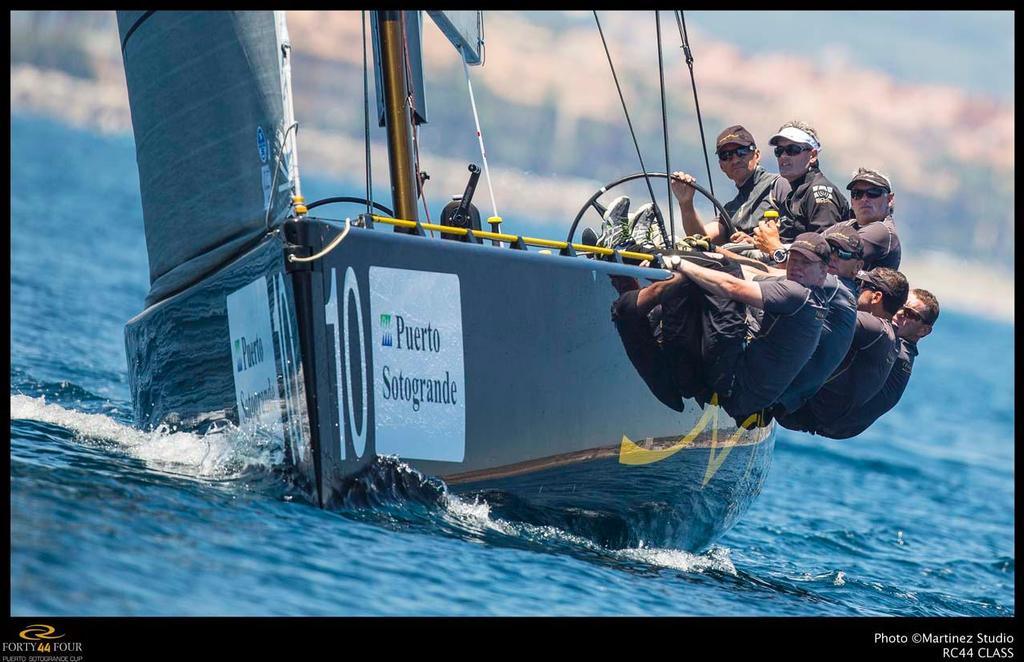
[125, 218, 775, 550]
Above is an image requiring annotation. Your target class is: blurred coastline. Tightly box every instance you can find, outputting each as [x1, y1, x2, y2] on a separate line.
[10, 11, 1014, 323]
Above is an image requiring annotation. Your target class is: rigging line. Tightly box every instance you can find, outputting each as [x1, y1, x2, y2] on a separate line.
[264, 121, 299, 231]
[655, 11, 675, 247]
[362, 11, 372, 219]
[593, 11, 669, 245]
[461, 43, 500, 223]
[675, 10, 715, 199]
[478, 12, 486, 66]
[399, 12, 433, 231]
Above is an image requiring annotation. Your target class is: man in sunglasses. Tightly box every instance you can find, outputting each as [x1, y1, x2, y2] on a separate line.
[778, 267, 908, 434]
[639, 232, 831, 422]
[821, 167, 901, 270]
[817, 289, 939, 439]
[768, 226, 864, 416]
[749, 121, 851, 256]
[669, 125, 790, 245]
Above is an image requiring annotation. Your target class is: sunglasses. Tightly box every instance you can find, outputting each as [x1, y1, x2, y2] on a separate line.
[856, 279, 880, 293]
[850, 187, 888, 200]
[900, 306, 931, 325]
[829, 245, 859, 260]
[717, 145, 755, 161]
[774, 144, 811, 157]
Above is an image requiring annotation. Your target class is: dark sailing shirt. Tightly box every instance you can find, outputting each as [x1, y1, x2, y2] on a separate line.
[823, 216, 901, 270]
[818, 337, 918, 439]
[718, 166, 791, 234]
[729, 278, 828, 415]
[802, 311, 899, 425]
[773, 274, 859, 414]
[777, 164, 851, 242]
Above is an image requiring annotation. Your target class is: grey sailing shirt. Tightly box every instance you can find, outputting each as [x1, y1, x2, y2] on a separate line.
[719, 166, 791, 234]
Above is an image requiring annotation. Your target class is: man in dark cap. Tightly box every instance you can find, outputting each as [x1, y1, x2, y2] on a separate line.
[668, 124, 791, 245]
[822, 167, 902, 270]
[769, 225, 864, 415]
[817, 288, 939, 439]
[778, 266, 908, 433]
[646, 231, 832, 421]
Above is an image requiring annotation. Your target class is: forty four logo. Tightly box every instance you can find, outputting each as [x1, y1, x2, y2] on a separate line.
[380, 313, 393, 347]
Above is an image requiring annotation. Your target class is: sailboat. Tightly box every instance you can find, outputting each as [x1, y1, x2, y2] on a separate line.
[117, 10, 774, 551]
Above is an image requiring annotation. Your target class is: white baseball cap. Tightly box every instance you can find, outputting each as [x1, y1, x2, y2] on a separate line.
[768, 126, 821, 151]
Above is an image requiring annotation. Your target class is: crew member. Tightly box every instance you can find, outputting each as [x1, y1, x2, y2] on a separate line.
[756, 166, 902, 270]
[778, 267, 909, 433]
[771, 225, 863, 415]
[751, 120, 850, 249]
[817, 289, 939, 438]
[669, 124, 790, 244]
[664, 232, 831, 421]
[829, 167, 901, 269]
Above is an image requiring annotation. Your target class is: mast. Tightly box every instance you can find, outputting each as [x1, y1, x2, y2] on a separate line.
[376, 10, 419, 225]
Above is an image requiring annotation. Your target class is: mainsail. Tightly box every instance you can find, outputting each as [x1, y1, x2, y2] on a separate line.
[117, 11, 296, 305]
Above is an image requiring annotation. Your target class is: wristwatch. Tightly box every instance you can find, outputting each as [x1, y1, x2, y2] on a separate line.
[771, 247, 789, 264]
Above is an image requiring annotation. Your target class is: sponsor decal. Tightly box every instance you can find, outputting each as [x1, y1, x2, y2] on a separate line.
[812, 184, 833, 204]
[369, 267, 465, 462]
[256, 125, 269, 163]
[380, 313, 393, 347]
[227, 276, 283, 439]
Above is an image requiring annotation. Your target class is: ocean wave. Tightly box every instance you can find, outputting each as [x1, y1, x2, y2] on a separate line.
[10, 394, 284, 481]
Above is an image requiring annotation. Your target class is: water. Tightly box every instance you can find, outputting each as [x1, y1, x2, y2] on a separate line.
[10, 115, 1015, 616]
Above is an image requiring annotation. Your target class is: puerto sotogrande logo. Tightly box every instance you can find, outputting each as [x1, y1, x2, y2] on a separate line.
[380, 314, 393, 347]
[233, 336, 265, 373]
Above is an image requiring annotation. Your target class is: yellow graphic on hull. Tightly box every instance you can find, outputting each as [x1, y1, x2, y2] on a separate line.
[618, 394, 766, 485]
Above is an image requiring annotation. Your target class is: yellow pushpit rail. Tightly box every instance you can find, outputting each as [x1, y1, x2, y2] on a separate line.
[368, 214, 654, 263]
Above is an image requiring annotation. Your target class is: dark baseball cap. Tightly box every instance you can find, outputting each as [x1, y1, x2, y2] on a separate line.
[716, 125, 755, 149]
[825, 225, 863, 259]
[789, 232, 831, 264]
[856, 268, 897, 296]
[846, 167, 892, 192]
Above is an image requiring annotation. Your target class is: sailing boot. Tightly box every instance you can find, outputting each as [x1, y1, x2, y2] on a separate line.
[596, 195, 631, 248]
[627, 202, 657, 248]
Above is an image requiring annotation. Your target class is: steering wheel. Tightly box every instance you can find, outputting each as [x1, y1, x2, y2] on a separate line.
[306, 196, 394, 217]
[566, 172, 734, 245]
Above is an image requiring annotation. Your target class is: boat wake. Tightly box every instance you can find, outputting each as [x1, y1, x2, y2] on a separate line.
[329, 455, 738, 577]
[10, 394, 286, 483]
[11, 393, 738, 579]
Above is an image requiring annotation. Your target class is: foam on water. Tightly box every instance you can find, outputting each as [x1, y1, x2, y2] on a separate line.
[616, 544, 738, 576]
[442, 490, 737, 576]
[10, 394, 283, 480]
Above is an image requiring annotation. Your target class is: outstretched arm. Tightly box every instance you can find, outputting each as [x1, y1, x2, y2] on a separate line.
[677, 260, 764, 309]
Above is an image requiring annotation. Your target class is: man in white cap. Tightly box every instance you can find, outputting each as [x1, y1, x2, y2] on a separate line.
[751, 120, 851, 255]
